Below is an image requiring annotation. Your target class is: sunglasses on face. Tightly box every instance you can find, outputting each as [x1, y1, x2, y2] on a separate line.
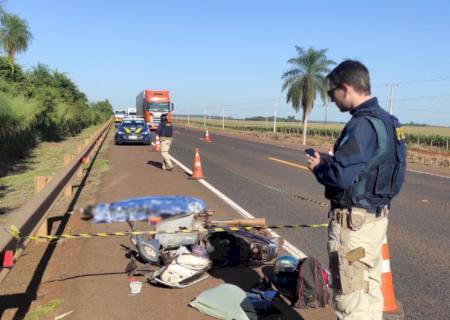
[327, 87, 339, 99]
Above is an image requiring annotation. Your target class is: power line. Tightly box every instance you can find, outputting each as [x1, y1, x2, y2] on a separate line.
[373, 75, 450, 89]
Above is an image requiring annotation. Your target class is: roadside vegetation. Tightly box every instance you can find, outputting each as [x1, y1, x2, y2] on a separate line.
[0, 123, 105, 215]
[0, 5, 113, 175]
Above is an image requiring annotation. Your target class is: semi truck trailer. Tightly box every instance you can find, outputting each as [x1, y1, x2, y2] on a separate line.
[136, 90, 173, 130]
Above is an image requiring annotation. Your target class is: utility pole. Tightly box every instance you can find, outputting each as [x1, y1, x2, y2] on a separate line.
[203, 108, 206, 128]
[222, 107, 225, 129]
[273, 103, 278, 133]
[386, 83, 399, 115]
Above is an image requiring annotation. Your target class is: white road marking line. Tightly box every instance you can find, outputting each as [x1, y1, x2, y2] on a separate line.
[407, 169, 450, 179]
[169, 155, 307, 259]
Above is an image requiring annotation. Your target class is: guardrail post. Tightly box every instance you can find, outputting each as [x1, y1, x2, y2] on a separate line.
[64, 184, 72, 200]
[35, 175, 49, 242]
[75, 145, 84, 177]
[35, 222, 48, 243]
[63, 154, 74, 200]
[63, 154, 72, 166]
[35, 176, 48, 194]
[77, 161, 84, 178]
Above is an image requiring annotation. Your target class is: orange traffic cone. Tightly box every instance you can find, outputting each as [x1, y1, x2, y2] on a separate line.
[154, 136, 161, 152]
[381, 236, 404, 319]
[204, 130, 212, 143]
[191, 147, 204, 179]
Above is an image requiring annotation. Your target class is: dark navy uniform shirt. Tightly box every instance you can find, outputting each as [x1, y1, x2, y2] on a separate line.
[313, 98, 380, 197]
[156, 119, 173, 137]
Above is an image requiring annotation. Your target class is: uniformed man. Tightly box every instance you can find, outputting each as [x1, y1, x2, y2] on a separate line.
[306, 60, 406, 320]
[156, 114, 174, 171]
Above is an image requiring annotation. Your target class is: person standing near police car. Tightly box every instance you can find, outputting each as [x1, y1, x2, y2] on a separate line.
[306, 60, 406, 320]
[156, 114, 174, 171]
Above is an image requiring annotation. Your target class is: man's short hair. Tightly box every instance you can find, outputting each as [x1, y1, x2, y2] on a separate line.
[327, 60, 371, 95]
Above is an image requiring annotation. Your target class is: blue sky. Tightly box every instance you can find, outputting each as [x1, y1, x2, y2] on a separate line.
[5, 0, 450, 126]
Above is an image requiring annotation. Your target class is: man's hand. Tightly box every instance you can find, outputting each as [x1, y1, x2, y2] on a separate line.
[306, 151, 321, 171]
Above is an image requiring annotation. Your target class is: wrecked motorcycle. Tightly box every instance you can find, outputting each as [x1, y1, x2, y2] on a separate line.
[82, 196, 281, 288]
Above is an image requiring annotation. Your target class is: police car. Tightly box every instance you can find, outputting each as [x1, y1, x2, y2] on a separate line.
[115, 118, 151, 145]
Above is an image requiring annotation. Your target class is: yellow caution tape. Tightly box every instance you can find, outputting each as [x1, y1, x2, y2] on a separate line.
[6, 223, 329, 242]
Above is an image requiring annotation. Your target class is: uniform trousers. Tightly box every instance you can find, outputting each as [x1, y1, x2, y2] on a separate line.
[160, 137, 173, 170]
[328, 208, 388, 320]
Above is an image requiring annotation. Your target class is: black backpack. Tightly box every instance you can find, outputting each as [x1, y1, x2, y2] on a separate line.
[294, 257, 330, 309]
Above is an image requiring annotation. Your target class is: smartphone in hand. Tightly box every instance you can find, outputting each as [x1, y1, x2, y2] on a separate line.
[305, 148, 316, 157]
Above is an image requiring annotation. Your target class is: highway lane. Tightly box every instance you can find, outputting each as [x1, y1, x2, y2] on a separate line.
[170, 126, 450, 320]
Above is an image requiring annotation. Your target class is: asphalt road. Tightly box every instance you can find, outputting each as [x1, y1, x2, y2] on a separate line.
[170, 126, 450, 320]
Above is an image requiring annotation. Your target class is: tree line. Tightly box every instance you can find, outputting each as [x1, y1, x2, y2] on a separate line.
[0, 4, 112, 167]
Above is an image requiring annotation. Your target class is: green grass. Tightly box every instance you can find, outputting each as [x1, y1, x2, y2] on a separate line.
[0, 124, 103, 215]
[24, 299, 63, 320]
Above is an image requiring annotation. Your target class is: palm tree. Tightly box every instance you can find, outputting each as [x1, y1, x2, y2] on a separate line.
[0, 13, 33, 66]
[282, 46, 335, 145]
[0, 4, 5, 22]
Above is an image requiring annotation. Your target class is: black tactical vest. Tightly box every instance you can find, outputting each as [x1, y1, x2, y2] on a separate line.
[328, 109, 406, 211]
[158, 121, 173, 137]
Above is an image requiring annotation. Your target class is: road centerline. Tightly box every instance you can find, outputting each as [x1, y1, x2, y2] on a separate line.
[268, 156, 309, 170]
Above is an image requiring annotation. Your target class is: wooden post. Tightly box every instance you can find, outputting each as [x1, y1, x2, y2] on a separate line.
[77, 166, 84, 178]
[63, 154, 72, 166]
[64, 184, 72, 200]
[35, 221, 48, 243]
[35, 176, 49, 242]
[35, 176, 48, 194]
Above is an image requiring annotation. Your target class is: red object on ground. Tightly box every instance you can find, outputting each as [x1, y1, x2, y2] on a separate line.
[3, 250, 14, 268]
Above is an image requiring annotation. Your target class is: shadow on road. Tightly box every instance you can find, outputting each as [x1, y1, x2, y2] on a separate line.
[147, 160, 163, 169]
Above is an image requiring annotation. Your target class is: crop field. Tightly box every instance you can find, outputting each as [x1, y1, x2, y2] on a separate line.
[181, 117, 450, 136]
[177, 117, 450, 151]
